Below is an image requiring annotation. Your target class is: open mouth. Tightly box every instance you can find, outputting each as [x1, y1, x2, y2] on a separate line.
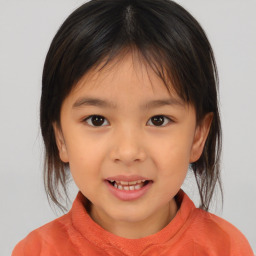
[107, 180, 150, 191]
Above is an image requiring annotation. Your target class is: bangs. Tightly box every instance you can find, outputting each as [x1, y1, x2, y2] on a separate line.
[85, 45, 179, 96]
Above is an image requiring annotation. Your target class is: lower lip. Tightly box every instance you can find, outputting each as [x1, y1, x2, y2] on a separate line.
[105, 181, 152, 201]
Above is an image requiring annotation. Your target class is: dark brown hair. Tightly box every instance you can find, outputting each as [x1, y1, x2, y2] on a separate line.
[40, 0, 222, 211]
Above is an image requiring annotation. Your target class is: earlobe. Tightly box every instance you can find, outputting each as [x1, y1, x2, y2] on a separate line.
[52, 122, 69, 163]
[189, 113, 213, 163]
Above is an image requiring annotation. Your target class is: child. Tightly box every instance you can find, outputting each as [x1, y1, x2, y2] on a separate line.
[12, 0, 254, 255]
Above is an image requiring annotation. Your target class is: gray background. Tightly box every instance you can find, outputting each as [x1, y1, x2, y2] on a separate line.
[1, 0, 255, 255]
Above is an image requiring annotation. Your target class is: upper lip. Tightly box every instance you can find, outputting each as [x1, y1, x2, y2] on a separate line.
[105, 175, 150, 182]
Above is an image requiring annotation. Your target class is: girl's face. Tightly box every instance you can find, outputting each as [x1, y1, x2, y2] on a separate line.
[54, 53, 212, 238]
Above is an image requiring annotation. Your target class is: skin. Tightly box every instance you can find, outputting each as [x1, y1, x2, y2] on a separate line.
[53, 53, 212, 239]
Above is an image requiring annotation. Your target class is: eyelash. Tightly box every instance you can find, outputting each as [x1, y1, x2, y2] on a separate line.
[83, 115, 173, 127]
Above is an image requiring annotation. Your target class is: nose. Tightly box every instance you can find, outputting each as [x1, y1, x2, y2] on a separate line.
[110, 127, 147, 166]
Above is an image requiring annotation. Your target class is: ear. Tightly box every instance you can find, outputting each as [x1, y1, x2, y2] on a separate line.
[189, 113, 213, 163]
[52, 122, 69, 163]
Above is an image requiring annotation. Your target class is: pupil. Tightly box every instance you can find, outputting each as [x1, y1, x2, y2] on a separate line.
[92, 116, 104, 126]
[152, 116, 164, 126]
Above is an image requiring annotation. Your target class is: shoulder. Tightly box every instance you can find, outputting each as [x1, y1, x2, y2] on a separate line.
[190, 208, 254, 255]
[12, 213, 73, 256]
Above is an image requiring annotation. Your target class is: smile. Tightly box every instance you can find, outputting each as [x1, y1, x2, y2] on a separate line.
[105, 177, 153, 201]
[108, 180, 149, 191]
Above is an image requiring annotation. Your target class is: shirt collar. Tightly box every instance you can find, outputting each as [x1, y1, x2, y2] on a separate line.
[70, 189, 196, 255]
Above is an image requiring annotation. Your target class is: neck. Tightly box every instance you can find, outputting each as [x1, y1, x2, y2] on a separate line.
[89, 199, 178, 239]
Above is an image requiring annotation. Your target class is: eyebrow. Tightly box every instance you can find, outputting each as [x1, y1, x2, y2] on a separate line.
[72, 97, 184, 110]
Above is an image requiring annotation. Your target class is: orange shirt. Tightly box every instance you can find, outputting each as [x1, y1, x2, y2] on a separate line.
[12, 190, 254, 256]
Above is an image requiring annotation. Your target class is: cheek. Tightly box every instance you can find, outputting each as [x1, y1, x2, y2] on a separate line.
[155, 138, 191, 193]
[67, 144, 103, 198]
[156, 131, 194, 171]
[152, 131, 195, 194]
[65, 134, 106, 180]
[66, 128, 105, 159]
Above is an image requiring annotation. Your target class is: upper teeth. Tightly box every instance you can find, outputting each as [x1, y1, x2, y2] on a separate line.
[110, 180, 146, 185]
[109, 180, 147, 191]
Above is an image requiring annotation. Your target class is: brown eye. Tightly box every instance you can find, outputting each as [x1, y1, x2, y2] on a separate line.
[147, 115, 171, 127]
[84, 115, 108, 127]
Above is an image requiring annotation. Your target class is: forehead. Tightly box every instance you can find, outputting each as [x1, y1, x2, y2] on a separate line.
[72, 52, 179, 101]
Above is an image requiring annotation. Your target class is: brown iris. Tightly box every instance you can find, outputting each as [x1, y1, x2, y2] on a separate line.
[151, 116, 165, 126]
